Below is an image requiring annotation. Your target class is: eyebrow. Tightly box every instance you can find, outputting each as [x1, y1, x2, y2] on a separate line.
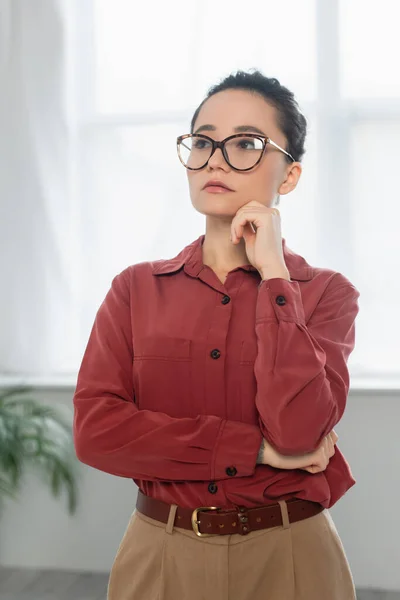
[194, 124, 267, 136]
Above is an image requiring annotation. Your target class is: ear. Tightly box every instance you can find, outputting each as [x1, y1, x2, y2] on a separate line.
[278, 162, 302, 195]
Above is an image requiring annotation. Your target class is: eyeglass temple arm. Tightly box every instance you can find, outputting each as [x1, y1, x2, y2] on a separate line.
[267, 138, 295, 162]
[181, 141, 191, 152]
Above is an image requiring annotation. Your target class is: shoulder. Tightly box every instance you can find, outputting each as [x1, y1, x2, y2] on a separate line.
[111, 261, 159, 289]
[285, 241, 358, 296]
[284, 244, 360, 323]
[112, 236, 202, 286]
[309, 267, 359, 298]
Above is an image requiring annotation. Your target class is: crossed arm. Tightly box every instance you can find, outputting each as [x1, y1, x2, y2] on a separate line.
[74, 269, 356, 482]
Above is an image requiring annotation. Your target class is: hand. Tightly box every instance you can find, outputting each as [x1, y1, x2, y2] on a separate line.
[260, 430, 338, 473]
[300, 431, 338, 474]
[230, 200, 289, 279]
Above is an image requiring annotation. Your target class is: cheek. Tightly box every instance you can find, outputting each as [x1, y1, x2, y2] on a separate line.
[186, 173, 197, 199]
[187, 172, 201, 194]
[243, 167, 276, 203]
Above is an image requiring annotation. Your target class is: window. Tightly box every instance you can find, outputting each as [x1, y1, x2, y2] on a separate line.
[69, 0, 400, 383]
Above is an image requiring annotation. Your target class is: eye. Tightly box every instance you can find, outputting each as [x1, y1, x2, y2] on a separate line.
[236, 137, 257, 150]
[193, 138, 212, 150]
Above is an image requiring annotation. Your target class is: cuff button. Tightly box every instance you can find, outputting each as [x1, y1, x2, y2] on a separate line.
[275, 295, 286, 306]
[226, 466, 237, 476]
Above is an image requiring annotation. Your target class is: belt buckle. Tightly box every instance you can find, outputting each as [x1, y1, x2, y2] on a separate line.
[191, 506, 219, 537]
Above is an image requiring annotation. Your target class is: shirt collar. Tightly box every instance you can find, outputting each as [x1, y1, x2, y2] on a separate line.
[152, 234, 313, 282]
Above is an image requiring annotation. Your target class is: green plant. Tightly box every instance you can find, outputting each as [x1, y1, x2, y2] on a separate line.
[0, 386, 78, 516]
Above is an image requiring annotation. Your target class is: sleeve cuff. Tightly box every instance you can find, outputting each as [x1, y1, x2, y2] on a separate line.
[212, 420, 263, 479]
[256, 278, 306, 324]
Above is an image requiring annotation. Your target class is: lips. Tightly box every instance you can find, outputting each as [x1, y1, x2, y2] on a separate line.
[203, 181, 233, 191]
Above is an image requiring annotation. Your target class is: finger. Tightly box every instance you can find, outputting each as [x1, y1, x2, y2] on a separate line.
[326, 438, 334, 459]
[330, 440, 336, 458]
[323, 437, 334, 460]
[235, 206, 279, 216]
[328, 441, 335, 459]
[236, 207, 279, 218]
[311, 453, 324, 471]
[322, 437, 330, 454]
[302, 465, 322, 474]
[232, 223, 244, 243]
[318, 441, 329, 466]
[330, 431, 339, 444]
[232, 206, 278, 241]
[231, 218, 240, 242]
[232, 215, 254, 242]
[323, 434, 334, 452]
[231, 224, 239, 243]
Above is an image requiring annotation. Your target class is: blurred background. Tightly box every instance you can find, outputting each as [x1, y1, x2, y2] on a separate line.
[0, 0, 399, 598]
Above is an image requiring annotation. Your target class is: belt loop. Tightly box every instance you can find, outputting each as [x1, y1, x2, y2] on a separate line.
[278, 500, 290, 530]
[165, 504, 178, 535]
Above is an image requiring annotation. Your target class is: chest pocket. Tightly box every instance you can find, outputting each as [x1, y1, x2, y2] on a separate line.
[239, 340, 259, 424]
[133, 337, 193, 417]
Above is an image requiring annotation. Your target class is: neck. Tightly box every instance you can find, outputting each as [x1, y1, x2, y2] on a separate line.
[202, 218, 250, 273]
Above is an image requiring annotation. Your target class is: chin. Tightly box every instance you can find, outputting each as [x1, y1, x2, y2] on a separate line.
[192, 192, 239, 212]
[192, 201, 237, 219]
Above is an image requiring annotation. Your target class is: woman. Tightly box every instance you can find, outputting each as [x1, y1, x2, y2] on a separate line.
[73, 70, 360, 600]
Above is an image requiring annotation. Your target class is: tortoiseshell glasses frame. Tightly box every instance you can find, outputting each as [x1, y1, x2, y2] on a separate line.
[176, 132, 295, 171]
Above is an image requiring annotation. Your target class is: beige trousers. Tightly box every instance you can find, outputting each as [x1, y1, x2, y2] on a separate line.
[107, 500, 356, 600]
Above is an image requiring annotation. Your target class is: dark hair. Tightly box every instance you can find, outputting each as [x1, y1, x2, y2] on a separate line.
[190, 69, 307, 164]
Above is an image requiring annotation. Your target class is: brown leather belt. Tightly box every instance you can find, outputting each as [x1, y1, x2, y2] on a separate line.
[136, 489, 324, 537]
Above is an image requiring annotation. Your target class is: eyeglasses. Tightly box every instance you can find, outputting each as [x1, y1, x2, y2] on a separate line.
[176, 133, 295, 171]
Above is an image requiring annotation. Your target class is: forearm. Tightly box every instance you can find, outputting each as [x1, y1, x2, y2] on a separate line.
[255, 433, 336, 472]
[256, 436, 306, 468]
[74, 393, 263, 481]
[256, 437, 266, 464]
[254, 278, 358, 455]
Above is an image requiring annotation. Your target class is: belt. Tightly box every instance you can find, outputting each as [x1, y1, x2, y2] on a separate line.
[136, 490, 324, 537]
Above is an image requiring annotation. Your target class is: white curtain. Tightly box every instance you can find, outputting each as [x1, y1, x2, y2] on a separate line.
[1, 0, 399, 383]
[0, 0, 77, 376]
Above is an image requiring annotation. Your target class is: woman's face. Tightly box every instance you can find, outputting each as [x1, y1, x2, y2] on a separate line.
[187, 89, 302, 219]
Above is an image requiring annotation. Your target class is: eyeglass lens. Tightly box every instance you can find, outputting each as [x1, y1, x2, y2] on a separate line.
[178, 135, 264, 170]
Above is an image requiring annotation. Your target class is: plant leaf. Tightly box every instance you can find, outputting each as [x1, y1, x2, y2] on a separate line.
[0, 390, 79, 514]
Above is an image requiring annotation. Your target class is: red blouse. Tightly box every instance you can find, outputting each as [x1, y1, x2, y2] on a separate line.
[73, 235, 360, 510]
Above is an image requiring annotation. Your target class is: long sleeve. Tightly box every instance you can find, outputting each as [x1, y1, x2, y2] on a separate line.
[254, 274, 360, 455]
[73, 269, 262, 481]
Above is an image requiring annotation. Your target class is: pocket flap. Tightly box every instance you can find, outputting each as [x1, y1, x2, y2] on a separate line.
[134, 336, 191, 360]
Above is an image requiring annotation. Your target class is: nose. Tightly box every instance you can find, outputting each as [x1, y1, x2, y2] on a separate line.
[207, 145, 229, 170]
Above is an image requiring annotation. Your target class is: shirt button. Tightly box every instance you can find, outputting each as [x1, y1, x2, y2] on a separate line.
[210, 349, 221, 359]
[208, 482, 218, 494]
[275, 295, 286, 306]
[221, 295, 231, 305]
[226, 466, 237, 476]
